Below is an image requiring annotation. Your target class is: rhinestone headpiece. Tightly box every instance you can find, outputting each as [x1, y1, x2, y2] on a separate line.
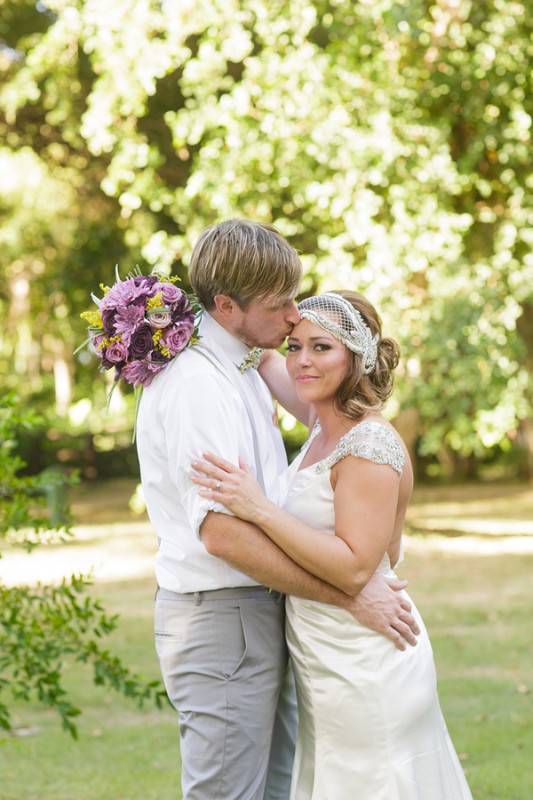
[298, 292, 379, 374]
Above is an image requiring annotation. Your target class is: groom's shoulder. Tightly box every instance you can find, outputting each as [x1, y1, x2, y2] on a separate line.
[152, 346, 223, 392]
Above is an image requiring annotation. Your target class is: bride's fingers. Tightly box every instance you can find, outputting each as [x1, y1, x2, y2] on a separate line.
[190, 475, 224, 489]
[191, 460, 228, 480]
[198, 489, 225, 501]
[203, 452, 239, 473]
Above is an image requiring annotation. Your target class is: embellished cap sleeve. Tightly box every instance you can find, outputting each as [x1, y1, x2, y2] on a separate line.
[316, 420, 405, 475]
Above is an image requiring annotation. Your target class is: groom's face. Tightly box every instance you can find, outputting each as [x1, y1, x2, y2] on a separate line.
[235, 294, 300, 349]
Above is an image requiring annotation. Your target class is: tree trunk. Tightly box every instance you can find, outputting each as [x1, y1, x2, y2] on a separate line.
[518, 418, 533, 482]
[53, 354, 72, 416]
[393, 407, 421, 475]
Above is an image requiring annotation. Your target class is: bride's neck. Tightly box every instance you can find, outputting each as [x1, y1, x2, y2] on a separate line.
[313, 402, 355, 444]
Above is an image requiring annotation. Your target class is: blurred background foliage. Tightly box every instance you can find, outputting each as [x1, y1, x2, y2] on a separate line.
[0, 0, 532, 482]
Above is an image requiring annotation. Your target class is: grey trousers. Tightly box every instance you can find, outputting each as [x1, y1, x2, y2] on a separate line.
[155, 586, 298, 800]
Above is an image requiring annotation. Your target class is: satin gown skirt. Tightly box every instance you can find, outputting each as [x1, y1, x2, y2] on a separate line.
[281, 427, 472, 800]
[286, 587, 473, 800]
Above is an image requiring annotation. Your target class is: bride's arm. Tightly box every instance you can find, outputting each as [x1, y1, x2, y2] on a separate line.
[259, 349, 312, 425]
[253, 458, 399, 594]
[192, 453, 400, 596]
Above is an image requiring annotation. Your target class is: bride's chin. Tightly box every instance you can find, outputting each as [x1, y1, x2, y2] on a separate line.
[295, 386, 319, 403]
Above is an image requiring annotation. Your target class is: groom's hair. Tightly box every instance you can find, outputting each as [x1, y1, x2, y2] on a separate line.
[188, 219, 302, 309]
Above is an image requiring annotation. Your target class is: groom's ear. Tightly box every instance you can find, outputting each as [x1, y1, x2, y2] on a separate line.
[213, 294, 239, 318]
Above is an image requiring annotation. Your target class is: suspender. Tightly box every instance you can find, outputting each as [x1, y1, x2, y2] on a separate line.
[193, 345, 268, 493]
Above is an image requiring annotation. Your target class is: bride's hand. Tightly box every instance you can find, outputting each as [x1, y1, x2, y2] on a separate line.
[191, 452, 269, 523]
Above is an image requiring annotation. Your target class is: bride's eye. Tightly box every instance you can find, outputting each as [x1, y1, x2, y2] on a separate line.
[287, 344, 300, 352]
[315, 344, 332, 351]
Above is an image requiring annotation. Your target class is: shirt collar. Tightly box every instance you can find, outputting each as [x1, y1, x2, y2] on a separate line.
[199, 312, 249, 367]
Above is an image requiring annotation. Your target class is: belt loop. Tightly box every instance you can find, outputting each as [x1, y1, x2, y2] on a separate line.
[194, 591, 202, 606]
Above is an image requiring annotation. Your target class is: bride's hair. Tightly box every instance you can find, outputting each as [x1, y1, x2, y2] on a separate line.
[331, 290, 400, 420]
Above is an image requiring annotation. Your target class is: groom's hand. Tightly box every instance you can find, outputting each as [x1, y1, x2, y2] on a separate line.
[346, 573, 420, 651]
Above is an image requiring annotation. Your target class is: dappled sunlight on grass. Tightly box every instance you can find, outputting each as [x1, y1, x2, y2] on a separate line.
[2, 541, 532, 798]
[1, 479, 532, 798]
[0, 522, 155, 587]
[406, 481, 533, 546]
[3, 479, 533, 585]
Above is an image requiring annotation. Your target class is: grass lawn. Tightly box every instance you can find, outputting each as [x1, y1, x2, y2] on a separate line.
[0, 481, 532, 799]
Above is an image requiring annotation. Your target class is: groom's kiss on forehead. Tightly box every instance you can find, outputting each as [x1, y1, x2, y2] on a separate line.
[188, 218, 302, 349]
[231, 292, 300, 349]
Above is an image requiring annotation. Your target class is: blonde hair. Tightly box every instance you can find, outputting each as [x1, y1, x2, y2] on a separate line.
[332, 290, 400, 420]
[188, 219, 302, 309]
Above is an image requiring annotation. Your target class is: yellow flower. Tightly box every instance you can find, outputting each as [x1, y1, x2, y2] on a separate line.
[99, 283, 111, 295]
[80, 310, 103, 327]
[152, 271, 180, 284]
[152, 329, 163, 345]
[146, 292, 164, 311]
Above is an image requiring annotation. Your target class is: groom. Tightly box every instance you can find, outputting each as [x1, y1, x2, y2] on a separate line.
[136, 219, 418, 800]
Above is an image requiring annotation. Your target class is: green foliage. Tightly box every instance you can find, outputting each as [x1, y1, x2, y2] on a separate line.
[0, 0, 531, 472]
[0, 394, 165, 735]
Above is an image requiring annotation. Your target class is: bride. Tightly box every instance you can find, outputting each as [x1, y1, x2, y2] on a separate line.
[191, 290, 472, 799]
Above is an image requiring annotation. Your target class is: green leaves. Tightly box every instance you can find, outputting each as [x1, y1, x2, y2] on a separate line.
[0, 0, 531, 470]
[0, 396, 164, 736]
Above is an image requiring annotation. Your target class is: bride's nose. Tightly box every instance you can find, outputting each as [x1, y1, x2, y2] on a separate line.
[296, 346, 312, 366]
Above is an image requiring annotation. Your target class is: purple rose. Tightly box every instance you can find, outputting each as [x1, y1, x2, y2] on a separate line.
[101, 308, 117, 336]
[172, 293, 192, 317]
[89, 332, 105, 356]
[146, 308, 173, 329]
[100, 350, 115, 370]
[162, 324, 193, 355]
[129, 323, 154, 359]
[159, 283, 183, 306]
[172, 306, 195, 328]
[105, 340, 128, 364]
[151, 349, 172, 363]
[133, 275, 158, 289]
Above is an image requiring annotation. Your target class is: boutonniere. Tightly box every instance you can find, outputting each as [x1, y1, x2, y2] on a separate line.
[238, 347, 264, 373]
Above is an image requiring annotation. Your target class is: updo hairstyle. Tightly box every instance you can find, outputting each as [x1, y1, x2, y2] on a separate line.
[332, 290, 400, 420]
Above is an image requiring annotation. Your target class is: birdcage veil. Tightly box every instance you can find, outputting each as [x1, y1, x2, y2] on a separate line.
[297, 292, 380, 374]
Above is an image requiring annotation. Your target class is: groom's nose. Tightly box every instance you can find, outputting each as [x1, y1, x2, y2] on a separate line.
[285, 302, 300, 325]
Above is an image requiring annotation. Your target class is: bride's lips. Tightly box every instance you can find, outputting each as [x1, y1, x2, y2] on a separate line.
[295, 375, 320, 383]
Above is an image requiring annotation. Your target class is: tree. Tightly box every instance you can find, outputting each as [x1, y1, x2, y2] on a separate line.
[0, 393, 164, 735]
[0, 0, 531, 476]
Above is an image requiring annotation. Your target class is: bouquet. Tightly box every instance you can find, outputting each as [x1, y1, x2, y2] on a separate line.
[78, 267, 201, 434]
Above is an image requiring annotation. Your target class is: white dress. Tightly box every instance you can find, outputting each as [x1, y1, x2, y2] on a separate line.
[283, 420, 472, 800]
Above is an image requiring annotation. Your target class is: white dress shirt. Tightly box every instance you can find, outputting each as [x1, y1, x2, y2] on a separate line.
[136, 312, 288, 593]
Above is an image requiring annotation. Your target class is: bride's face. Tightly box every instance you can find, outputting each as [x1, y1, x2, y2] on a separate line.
[286, 319, 350, 404]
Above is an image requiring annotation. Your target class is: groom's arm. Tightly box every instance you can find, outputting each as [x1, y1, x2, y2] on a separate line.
[160, 366, 418, 648]
[200, 512, 419, 650]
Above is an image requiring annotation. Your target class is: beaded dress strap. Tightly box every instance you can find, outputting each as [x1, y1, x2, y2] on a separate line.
[315, 420, 405, 475]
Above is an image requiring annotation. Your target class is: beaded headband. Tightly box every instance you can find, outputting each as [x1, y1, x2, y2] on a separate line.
[298, 292, 379, 374]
